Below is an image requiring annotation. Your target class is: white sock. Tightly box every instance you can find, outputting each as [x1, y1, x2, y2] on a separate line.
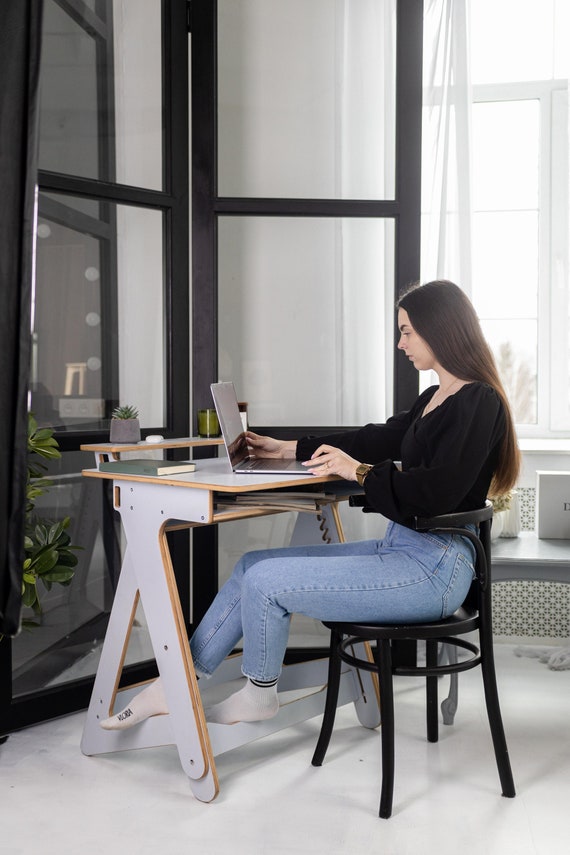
[205, 679, 279, 725]
[100, 677, 168, 730]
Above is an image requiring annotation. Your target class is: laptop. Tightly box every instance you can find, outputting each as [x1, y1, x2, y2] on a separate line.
[210, 381, 314, 475]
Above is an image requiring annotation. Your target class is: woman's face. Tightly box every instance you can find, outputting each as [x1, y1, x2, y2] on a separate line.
[397, 308, 437, 372]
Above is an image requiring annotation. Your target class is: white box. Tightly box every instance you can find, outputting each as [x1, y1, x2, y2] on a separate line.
[536, 470, 570, 539]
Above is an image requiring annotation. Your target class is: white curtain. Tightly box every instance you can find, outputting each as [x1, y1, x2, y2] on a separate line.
[421, 0, 473, 292]
[338, 0, 396, 423]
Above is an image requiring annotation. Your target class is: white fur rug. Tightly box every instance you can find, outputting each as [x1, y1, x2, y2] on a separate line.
[514, 644, 570, 670]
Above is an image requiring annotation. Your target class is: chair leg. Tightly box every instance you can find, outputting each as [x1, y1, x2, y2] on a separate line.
[440, 643, 459, 726]
[480, 637, 516, 798]
[376, 639, 395, 819]
[426, 640, 439, 742]
[312, 629, 343, 767]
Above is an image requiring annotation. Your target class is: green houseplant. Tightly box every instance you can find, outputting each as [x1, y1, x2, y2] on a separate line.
[22, 414, 80, 629]
[109, 403, 141, 443]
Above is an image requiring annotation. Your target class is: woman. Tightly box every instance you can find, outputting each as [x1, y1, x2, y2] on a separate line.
[102, 279, 520, 729]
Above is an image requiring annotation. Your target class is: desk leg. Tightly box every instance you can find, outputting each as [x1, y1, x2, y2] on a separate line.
[80, 485, 377, 799]
[81, 518, 218, 803]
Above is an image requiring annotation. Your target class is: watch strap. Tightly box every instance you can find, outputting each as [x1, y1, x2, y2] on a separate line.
[355, 463, 373, 487]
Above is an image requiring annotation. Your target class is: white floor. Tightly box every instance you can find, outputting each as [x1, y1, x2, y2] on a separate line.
[2, 642, 570, 855]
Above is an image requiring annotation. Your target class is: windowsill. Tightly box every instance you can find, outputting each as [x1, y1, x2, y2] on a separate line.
[518, 438, 570, 454]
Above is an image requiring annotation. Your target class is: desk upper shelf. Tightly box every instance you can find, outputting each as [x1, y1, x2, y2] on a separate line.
[80, 436, 224, 454]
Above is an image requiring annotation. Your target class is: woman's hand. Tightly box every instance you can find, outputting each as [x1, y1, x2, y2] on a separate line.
[302, 443, 361, 481]
[245, 431, 298, 459]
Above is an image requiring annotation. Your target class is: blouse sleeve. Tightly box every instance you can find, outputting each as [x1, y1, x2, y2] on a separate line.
[296, 388, 434, 464]
[297, 383, 505, 524]
[361, 383, 505, 522]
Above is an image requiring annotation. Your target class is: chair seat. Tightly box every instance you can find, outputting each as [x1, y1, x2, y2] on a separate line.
[321, 604, 478, 641]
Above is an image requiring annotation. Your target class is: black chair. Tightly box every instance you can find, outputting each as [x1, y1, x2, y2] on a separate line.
[311, 501, 515, 818]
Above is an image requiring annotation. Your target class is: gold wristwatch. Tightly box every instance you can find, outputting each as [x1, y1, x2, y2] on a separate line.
[355, 463, 374, 487]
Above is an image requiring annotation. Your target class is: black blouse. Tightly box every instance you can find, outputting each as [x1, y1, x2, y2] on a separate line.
[296, 382, 505, 525]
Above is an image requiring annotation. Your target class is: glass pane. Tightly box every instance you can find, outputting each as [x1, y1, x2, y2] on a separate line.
[32, 193, 165, 430]
[218, 217, 394, 426]
[217, 0, 396, 199]
[472, 101, 539, 212]
[472, 209, 539, 426]
[113, 0, 163, 189]
[39, 0, 163, 190]
[470, 0, 558, 84]
[11, 450, 154, 695]
[481, 319, 538, 425]
[472, 212, 539, 318]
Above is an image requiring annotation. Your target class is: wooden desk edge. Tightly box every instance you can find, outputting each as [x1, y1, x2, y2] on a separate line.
[81, 467, 340, 492]
[80, 437, 224, 453]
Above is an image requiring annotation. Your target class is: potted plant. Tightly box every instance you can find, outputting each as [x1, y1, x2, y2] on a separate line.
[490, 490, 514, 541]
[491, 489, 520, 539]
[109, 404, 141, 443]
[21, 414, 80, 629]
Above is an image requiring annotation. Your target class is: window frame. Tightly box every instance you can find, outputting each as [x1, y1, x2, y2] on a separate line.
[472, 78, 569, 438]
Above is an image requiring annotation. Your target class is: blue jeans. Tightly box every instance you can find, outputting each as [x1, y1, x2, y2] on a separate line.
[189, 521, 476, 683]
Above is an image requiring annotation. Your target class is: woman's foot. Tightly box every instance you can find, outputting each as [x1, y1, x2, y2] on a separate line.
[100, 677, 168, 730]
[205, 679, 279, 725]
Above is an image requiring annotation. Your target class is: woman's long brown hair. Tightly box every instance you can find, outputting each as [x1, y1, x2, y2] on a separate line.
[397, 280, 521, 496]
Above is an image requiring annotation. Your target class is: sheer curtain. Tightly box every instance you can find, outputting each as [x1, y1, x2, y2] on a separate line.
[338, 0, 396, 423]
[420, 0, 472, 291]
[422, 0, 570, 430]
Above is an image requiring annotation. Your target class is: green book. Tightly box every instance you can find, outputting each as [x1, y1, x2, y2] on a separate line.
[99, 458, 196, 476]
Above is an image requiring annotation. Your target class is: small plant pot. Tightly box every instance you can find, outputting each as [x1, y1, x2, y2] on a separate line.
[109, 418, 141, 444]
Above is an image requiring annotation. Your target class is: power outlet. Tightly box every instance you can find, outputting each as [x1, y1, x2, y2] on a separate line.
[58, 398, 105, 418]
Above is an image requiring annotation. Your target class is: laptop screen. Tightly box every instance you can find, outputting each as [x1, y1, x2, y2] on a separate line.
[211, 382, 249, 468]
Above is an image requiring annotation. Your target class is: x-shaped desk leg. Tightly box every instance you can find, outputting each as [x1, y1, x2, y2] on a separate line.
[81, 479, 218, 802]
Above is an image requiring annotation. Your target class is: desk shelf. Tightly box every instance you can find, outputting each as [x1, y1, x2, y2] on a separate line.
[80, 436, 224, 454]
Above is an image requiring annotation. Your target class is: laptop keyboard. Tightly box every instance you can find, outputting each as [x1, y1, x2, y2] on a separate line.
[245, 458, 300, 470]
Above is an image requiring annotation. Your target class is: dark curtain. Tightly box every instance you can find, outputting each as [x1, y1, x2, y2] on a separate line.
[0, 0, 44, 636]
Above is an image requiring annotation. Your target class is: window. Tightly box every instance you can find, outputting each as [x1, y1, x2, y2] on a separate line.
[33, 0, 174, 432]
[470, 0, 569, 435]
[214, 0, 398, 427]
[192, 0, 423, 653]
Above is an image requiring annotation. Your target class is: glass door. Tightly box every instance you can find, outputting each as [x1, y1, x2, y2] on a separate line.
[2, 0, 190, 732]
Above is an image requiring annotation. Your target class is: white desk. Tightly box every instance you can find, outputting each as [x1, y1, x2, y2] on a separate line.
[79, 449, 379, 803]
